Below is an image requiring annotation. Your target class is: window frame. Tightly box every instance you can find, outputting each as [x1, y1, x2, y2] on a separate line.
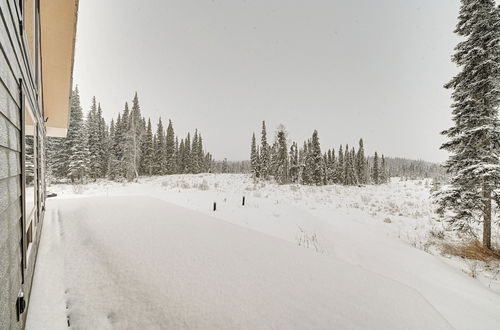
[23, 100, 38, 262]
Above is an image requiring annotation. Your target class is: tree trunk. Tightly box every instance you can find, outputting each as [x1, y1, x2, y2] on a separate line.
[483, 185, 492, 249]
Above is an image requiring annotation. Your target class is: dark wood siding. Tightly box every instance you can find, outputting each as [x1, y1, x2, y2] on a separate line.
[0, 0, 45, 329]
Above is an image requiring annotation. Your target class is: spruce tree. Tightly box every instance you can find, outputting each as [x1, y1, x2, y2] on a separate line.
[275, 128, 288, 184]
[86, 97, 100, 180]
[191, 130, 200, 174]
[165, 119, 176, 174]
[372, 152, 379, 185]
[177, 139, 185, 174]
[357, 139, 367, 184]
[289, 142, 299, 183]
[344, 145, 357, 185]
[184, 133, 191, 173]
[122, 102, 137, 181]
[174, 137, 180, 173]
[260, 121, 270, 179]
[197, 133, 205, 172]
[66, 87, 88, 182]
[153, 118, 166, 175]
[222, 158, 228, 173]
[311, 130, 323, 185]
[437, 0, 500, 248]
[337, 145, 345, 185]
[126, 93, 144, 181]
[97, 103, 108, 178]
[250, 133, 260, 178]
[141, 118, 154, 176]
[380, 155, 388, 184]
[107, 119, 120, 179]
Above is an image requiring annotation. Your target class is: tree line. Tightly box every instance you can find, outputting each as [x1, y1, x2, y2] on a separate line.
[250, 121, 389, 186]
[47, 87, 213, 183]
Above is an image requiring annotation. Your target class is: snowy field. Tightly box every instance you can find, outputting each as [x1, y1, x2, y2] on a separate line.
[27, 174, 500, 329]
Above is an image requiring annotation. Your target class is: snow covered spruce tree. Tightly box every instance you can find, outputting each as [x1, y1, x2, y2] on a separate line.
[357, 139, 367, 184]
[153, 118, 167, 175]
[436, 0, 500, 248]
[86, 98, 108, 180]
[275, 127, 289, 184]
[66, 87, 89, 182]
[140, 118, 154, 176]
[311, 130, 323, 185]
[337, 145, 345, 184]
[289, 142, 299, 183]
[250, 133, 260, 178]
[260, 121, 270, 179]
[165, 120, 176, 174]
[372, 152, 379, 185]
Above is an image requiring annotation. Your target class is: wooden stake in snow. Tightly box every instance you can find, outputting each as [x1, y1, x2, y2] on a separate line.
[213, 202, 217, 211]
[242, 196, 245, 206]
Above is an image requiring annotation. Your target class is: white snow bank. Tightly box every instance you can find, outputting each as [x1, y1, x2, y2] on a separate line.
[27, 196, 451, 329]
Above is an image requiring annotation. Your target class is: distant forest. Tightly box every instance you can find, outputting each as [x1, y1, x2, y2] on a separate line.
[47, 88, 214, 183]
[248, 121, 444, 186]
[46, 89, 444, 184]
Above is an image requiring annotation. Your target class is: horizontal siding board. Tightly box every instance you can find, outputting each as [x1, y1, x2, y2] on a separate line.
[0, 0, 39, 118]
[0, 3, 21, 81]
[0, 145, 20, 180]
[0, 175, 21, 215]
[0, 196, 21, 250]
[0, 112, 20, 152]
[0, 285, 10, 330]
[0, 78, 20, 128]
[0, 47, 19, 108]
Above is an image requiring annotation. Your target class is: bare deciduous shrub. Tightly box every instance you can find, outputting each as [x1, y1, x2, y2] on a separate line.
[361, 194, 371, 204]
[429, 228, 445, 240]
[440, 240, 500, 262]
[383, 217, 392, 223]
[72, 184, 86, 194]
[465, 260, 479, 278]
[197, 180, 210, 191]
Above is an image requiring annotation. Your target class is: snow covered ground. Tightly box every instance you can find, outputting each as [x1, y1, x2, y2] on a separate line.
[27, 174, 500, 329]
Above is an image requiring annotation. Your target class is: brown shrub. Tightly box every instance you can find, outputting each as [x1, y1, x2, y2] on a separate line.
[440, 240, 500, 262]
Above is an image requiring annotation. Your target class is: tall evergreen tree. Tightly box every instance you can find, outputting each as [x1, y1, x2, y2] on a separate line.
[250, 133, 260, 178]
[66, 87, 88, 182]
[165, 119, 176, 174]
[260, 121, 270, 179]
[311, 130, 323, 185]
[86, 97, 101, 180]
[289, 142, 299, 183]
[153, 118, 166, 175]
[357, 138, 367, 184]
[183, 133, 191, 173]
[436, 0, 500, 248]
[275, 128, 288, 184]
[372, 152, 380, 185]
[197, 134, 205, 172]
[191, 130, 200, 174]
[337, 145, 345, 184]
[97, 103, 108, 178]
[140, 118, 154, 176]
[380, 154, 388, 183]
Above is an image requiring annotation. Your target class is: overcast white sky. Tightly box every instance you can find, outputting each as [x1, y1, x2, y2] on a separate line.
[73, 0, 465, 163]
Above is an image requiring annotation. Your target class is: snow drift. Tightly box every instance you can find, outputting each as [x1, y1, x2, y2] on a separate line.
[27, 196, 451, 329]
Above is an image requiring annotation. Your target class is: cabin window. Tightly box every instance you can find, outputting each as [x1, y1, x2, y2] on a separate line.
[24, 103, 37, 253]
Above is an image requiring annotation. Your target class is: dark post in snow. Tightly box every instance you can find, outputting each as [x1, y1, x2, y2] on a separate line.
[242, 196, 245, 206]
[213, 202, 216, 211]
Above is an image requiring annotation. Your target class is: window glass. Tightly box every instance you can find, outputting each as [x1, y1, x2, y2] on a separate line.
[25, 105, 37, 232]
